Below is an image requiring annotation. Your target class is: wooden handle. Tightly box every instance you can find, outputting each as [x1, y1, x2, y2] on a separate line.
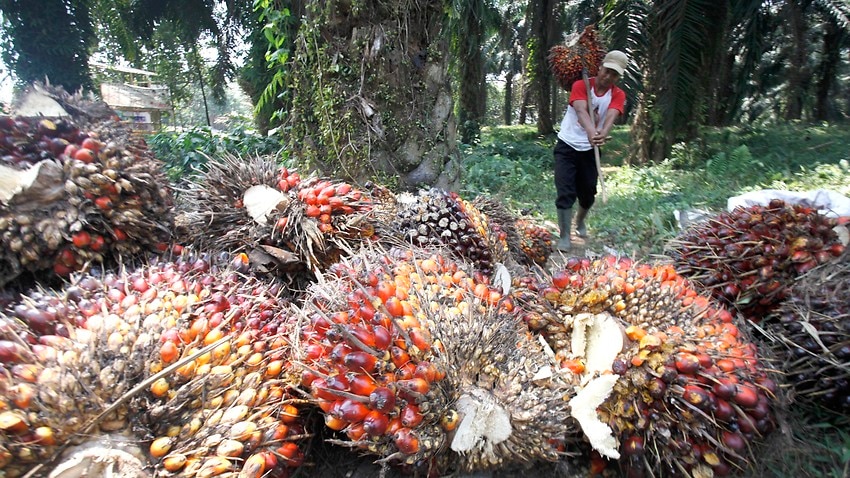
[582, 69, 607, 204]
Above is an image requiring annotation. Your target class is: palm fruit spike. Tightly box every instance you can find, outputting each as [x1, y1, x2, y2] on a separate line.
[513, 256, 777, 478]
[667, 199, 847, 322]
[548, 25, 607, 90]
[0, 111, 174, 287]
[0, 252, 309, 477]
[761, 247, 850, 412]
[394, 188, 496, 275]
[295, 245, 572, 472]
[177, 153, 383, 275]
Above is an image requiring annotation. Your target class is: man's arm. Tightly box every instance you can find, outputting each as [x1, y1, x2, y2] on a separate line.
[573, 99, 598, 144]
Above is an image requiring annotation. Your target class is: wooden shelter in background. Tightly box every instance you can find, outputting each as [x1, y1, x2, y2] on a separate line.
[90, 61, 171, 133]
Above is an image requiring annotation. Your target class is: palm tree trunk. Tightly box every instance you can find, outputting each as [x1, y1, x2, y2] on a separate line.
[782, 0, 807, 120]
[814, 18, 842, 121]
[527, 0, 557, 134]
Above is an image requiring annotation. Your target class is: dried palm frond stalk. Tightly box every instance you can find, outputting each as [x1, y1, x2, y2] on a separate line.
[513, 256, 778, 477]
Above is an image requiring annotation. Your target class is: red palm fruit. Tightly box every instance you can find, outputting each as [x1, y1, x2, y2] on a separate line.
[384, 297, 404, 317]
[712, 379, 738, 400]
[395, 362, 416, 380]
[713, 398, 735, 423]
[390, 346, 411, 368]
[414, 362, 438, 382]
[330, 343, 353, 363]
[397, 377, 429, 395]
[721, 431, 746, 452]
[344, 351, 378, 373]
[400, 404, 423, 428]
[362, 410, 390, 436]
[350, 325, 377, 348]
[675, 353, 701, 375]
[733, 385, 759, 408]
[338, 399, 370, 422]
[373, 325, 392, 350]
[682, 385, 712, 409]
[393, 428, 420, 455]
[551, 270, 570, 289]
[277, 442, 304, 467]
[409, 328, 430, 350]
[325, 413, 348, 431]
[368, 387, 396, 413]
[376, 281, 396, 302]
[348, 374, 378, 396]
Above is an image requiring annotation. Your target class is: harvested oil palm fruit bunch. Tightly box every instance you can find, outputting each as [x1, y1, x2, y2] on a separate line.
[513, 256, 777, 478]
[178, 154, 388, 275]
[516, 219, 554, 266]
[548, 25, 607, 90]
[0, 103, 173, 287]
[0, 252, 309, 477]
[294, 246, 572, 473]
[470, 196, 552, 267]
[395, 189, 497, 274]
[760, 248, 850, 413]
[668, 199, 847, 322]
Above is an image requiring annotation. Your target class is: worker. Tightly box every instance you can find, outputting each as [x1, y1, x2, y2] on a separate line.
[553, 50, 628, 251]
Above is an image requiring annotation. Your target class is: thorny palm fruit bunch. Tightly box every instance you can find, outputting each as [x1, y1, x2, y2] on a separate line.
[513, 256, 777, 478]
[470, 196, 552, 267]
[667, 200, 847, 322]
[0, 253, 310, 478]
[548, 25, 607, 90]
[178, 154, 386, 275]
[761, 248, 850, 412]
[395, 189, 498, 274]
[516, 219, 554, 266]
[293, 246, 572, 473]
[0, 113, 173, 287]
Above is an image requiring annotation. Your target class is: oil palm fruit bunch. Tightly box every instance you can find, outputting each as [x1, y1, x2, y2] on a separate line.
[178, 153, 386, 275]
[0, 252, 310, 477]
[0, 109, 173, 287]
[395, 189, 498, 274]
[548, 25, 607, 90]
[294, 245, 572, 473]
[668, 199, 847, 322]
[760, 247, 850, 412]
[470, 196, 552, 267]
[513, 256, 777, 478]
[516, 219, 554, 266]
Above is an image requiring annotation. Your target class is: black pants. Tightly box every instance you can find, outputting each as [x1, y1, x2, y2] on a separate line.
[554, 139, 598, 210]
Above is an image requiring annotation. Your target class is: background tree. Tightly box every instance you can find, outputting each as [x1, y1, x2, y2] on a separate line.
[0, 0, 96, 92]
[269, 0, 461, 190]
[526, 0, 559, 134]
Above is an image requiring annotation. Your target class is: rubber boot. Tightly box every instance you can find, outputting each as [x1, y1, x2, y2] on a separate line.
[556, 208, 573, 251]
[576, 206, 589, 238]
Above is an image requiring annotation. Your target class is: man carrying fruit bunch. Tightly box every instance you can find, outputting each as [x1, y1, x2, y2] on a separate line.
[553, 50, 628, 251]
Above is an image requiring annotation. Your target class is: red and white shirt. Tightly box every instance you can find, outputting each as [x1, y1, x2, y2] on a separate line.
[557, 78, 625, 151]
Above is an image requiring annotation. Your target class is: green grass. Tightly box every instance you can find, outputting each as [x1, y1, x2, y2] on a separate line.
[461, 122, 850, 256]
